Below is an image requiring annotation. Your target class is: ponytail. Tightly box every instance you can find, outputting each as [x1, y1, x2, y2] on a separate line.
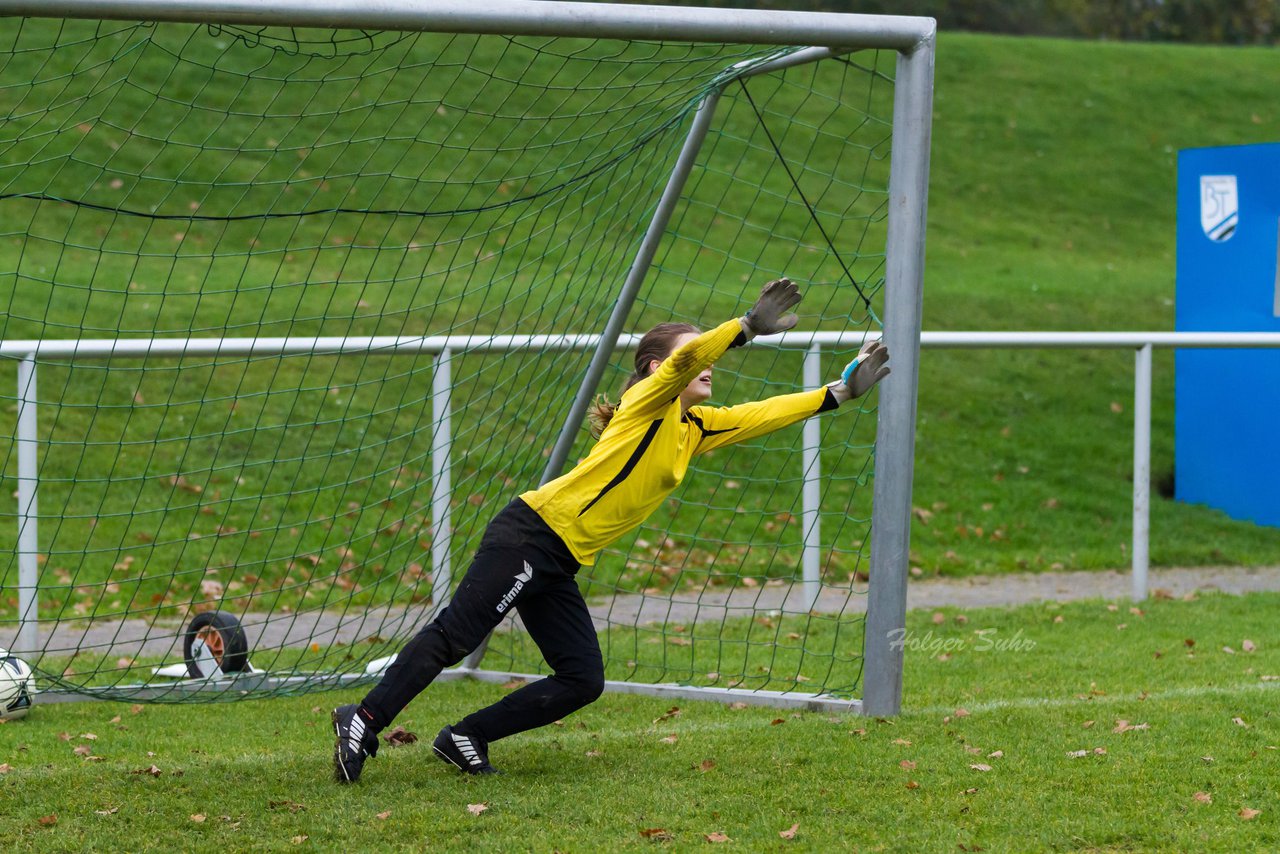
[584, 321, 700, 438]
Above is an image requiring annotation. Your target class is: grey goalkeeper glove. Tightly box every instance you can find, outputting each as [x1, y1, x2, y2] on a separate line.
[829, 339, 890, 402]
[741, 277, 802, 338]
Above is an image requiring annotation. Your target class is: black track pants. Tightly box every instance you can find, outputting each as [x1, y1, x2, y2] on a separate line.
[360, 499, 604, 743]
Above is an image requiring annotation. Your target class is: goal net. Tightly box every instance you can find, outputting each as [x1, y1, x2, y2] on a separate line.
[0, 8, 931, 712]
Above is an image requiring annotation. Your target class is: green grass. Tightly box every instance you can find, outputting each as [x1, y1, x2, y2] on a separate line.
[5, 591, 1280, 851]
[2, 25, 1280, 625]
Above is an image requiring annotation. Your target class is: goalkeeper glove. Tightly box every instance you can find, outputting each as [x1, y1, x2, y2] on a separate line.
[829, 339, 890, 403]
[741, 277, 802, 338]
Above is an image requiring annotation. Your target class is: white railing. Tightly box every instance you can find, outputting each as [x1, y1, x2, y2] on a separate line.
[9, 329, 1280, 654]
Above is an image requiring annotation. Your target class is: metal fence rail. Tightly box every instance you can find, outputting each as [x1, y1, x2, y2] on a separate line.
[9, 328, 1280, 658]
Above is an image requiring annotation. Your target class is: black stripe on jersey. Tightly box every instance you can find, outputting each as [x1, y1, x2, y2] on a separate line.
[578, 418, 663, 517]
[682, 411, 738, 437]
[817, 387, 839, 413]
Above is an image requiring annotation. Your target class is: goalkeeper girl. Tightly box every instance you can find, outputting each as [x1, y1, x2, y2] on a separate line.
[332, 278, 890, 782]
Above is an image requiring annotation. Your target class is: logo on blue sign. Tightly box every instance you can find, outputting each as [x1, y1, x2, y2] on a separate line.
[1199, 174, 1238, 242]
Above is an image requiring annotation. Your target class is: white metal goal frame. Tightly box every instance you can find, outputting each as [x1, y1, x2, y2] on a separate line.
[0, 0, 937, 716]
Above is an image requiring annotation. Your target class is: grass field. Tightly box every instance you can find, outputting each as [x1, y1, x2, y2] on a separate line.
[4, 591, 1280, 851]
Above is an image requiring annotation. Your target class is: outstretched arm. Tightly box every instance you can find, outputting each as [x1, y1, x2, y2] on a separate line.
[621, 278, 803, 417]
[689, 339, 890, 455]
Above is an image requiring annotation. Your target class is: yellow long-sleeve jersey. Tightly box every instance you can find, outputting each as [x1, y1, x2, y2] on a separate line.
[521, 318, 838, 565]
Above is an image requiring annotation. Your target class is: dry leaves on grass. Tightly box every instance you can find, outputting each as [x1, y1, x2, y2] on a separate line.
[1112, 720, 1150, 734]
[969, 763, 992, 772]
[376, 810, 392, 820]
[1193, 792, 1212, 805]
[1232, 717, 1249, 728]
[132, 765, 163, 777]
[640, 828, 673, 841]
[899, 760, 916, 770]
[38, 815, 57, 827]
[659, 735, 678, 745]
[779, 822, 799, 839]
[291, 835, 309, 844]
[190, 814, 206, 823]
[383, 726, 418, 747]
[0, 764, 12, 774]
[705, 832, 731, 843]
[467, 803, 488, 816]
[653, 706, 681, 724]
[95, 806, 120, 816]
[697, 759, 716, 772]
[1239, 808, 1261, 820]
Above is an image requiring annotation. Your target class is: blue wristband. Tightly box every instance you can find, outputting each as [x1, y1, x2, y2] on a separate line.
[841, 356, 863, 386]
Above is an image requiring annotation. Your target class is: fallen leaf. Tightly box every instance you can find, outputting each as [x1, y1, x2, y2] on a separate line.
[969, 763, 992, 772]
[0, 764, 11, 774]
[268, 800, 306, 813]
[1066, 750, 1089, 758]
[376, 810, 391, 820]
[1093, 747, 1108, 755]
[74, 745, 93, 757]
[80, 733, 98, 741]
[1239, 808, 1261, 820]
[1243, 639, 1257, 652]
[1112, 720, 1150, 734]
[1201, 755, 1215, 763]
[130, 705, 144, 715]
[640, 828, 673, 840]
[660, 735, 678, 744]
[728, 702, 748, 711]
[705, 832, 731, 843]
[964, 787, 978, 794]
[770, 718, 786, 726]
[95, 806, 120, 816]
[899, 760, 916, 770]
[1193, 792, 1212, 805]
[654, 706, 681, 724]
[1082, 720, 1095, 729]
[892, 738, 912, 746]
[190, 814, 206, 823]
[779, 823, 799, 839]
[291, 835, 308, 844]
[698, 759, 716, 772]
[906, 780, 920, 790]
[1233, 717, 1249, 728]
[988, 750, 1003, 759]
[467, 803, 488, 816]
[382, 726, 418, 747]
[954, 708, 970, 718]
[132, 765, 162, 777]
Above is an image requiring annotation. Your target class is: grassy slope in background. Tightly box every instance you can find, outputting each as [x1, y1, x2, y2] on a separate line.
[2, 32, 1279, 625]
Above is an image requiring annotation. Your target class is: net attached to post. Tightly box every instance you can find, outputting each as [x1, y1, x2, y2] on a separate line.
[0, 19, 892, 705]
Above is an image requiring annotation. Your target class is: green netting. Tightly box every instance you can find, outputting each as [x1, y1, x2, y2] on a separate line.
[0, 19, 892, 704]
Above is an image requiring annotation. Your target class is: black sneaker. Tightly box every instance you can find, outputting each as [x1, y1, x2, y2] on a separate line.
[332, 704, 379, 783]
[433, 725, 499, 775]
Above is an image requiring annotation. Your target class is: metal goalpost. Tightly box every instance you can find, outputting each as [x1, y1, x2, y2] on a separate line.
[0, 0, 934, 716]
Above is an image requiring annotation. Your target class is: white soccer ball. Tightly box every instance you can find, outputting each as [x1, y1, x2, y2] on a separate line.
[0, 647, 36, 721]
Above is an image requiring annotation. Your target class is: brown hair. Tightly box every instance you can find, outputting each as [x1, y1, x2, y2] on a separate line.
[585, 322, 700, 438]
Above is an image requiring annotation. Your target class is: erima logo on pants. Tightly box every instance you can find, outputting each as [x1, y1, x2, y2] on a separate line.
[496, 561, 533, 614]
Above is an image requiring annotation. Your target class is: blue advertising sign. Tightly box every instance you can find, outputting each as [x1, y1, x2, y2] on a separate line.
[1176, 143, 1280, 527]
